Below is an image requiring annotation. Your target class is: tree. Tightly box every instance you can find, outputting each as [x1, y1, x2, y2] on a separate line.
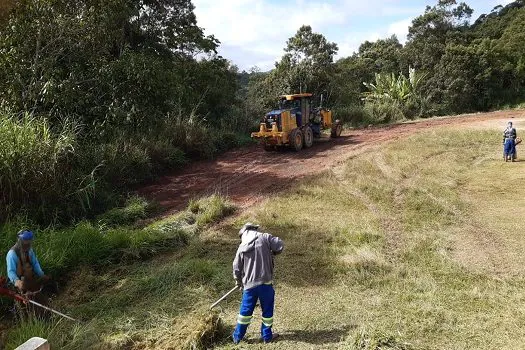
[472, 1, 525, 40]
[0, 0, 221, 134]
[498, 7, 525, 60]
[357, 36, 404, 77]
[405, 0, 473, 72]
[493, 6, 525, 104]
[426, 3, 525, 114]
[275, 25, 338, 99]
[331, 35, 404, 109]
[331, 56, 366, 108]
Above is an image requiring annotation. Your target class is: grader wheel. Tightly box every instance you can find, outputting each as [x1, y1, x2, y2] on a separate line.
[303, 126, 314, 148]
[289, 128, 303, 152]
[331, 121, 343, 138]
[263, 142, 275, 152]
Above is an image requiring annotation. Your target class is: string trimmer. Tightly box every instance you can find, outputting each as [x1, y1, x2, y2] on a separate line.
[0, 276, 77, 321]
[210, 286, 239, 310]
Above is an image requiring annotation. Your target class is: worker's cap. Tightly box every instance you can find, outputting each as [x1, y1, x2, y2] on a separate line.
[17, 230, 34, 241]
[239, 222, 259, 236]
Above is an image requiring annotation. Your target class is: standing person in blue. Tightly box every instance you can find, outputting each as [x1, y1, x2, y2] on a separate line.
[503, 121, 517, 162]
[232, 223, 284, 344]
[6, 230, 49, 294]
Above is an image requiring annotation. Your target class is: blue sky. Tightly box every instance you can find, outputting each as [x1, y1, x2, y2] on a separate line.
[193, 0, 514, 71]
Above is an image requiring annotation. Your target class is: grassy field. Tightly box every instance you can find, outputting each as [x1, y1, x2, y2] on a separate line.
[4, 125, 525, 349]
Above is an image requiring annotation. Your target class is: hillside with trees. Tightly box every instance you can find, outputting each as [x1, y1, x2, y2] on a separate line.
[1, 0, 525, 223]
[0, 0, 246, 222]
[249, 0, 525, 123]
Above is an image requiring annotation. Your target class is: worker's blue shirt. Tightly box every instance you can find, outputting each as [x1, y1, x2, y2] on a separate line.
[6, 249, 44, 284]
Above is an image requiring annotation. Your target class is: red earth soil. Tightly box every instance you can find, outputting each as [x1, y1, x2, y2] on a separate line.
[138, 110, 525, 215]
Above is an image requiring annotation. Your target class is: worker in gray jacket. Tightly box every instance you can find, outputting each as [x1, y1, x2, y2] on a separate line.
[232, 223, 284, 344]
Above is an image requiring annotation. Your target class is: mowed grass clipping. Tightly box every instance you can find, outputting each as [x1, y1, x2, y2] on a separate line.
[5, 127, 525, 349]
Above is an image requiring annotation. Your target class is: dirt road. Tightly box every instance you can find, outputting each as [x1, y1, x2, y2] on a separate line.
[139, 110, 525, 214]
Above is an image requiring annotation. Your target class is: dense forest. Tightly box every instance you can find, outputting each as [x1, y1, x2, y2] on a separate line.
[247, 0, 525, 123]
[0, 0, 524, 223]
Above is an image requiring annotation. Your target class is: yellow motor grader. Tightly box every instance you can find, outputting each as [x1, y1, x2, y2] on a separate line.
[251, 93, 342, 151]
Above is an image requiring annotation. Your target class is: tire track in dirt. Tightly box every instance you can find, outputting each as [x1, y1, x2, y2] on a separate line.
[138, 110, 525, 216]
[330, 165, 405, 257]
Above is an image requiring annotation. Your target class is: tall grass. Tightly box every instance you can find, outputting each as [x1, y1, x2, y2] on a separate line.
[160, 113, 254, 159]
[0, 111, 93, 222]
[97, 196, 156, 228]
[0, 108, 249, 223]
[4, 318, 100, 350]
[0, 195, 234, 282]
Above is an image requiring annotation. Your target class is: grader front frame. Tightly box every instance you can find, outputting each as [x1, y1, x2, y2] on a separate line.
[251, 93, 342, 152]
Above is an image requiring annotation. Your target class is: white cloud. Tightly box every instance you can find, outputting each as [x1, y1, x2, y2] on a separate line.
[336, 0, 421, 17]
[337, 32, 382, 58]
[193, 0, 356, 70]
[387, 18, 413, 44]
[495, 0, 514, 6]
[194, 0, 344, 46]
[193, 0, 506, 70]
[336, 17, 413, 59]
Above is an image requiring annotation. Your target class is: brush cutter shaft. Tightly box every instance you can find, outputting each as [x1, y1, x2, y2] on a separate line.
[0, 286, 76, 321]
[27, 299, 77, 321]
[210, 286, 238, 309]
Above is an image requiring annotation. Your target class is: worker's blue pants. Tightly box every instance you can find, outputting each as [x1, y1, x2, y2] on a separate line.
[233, 284, 274, 343]
[504, 139, 516, 159]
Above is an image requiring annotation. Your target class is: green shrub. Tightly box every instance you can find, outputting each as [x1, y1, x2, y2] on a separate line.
[81, 138, 158, 188]
[78, 132, 188, 213]
[97, 196, 154, 227]
[164, 114, 217, 159]
[213, 131, 243, 153]
[188, 195, 236, 227]
[333, 105, 370, 126]
[145, 139, 187, 173]
[363, 100, 405, 124]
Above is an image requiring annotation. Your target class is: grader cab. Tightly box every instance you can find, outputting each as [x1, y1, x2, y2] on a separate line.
[251, 93, 342, 151]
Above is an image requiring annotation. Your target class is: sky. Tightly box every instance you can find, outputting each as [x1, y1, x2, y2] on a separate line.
[193, 0, 515, 71]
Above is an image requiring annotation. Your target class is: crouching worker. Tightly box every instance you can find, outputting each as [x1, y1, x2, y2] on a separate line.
[6, 230, 51, 313]
[503, 121, 517, 162]
[232, 223, 284, 344]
